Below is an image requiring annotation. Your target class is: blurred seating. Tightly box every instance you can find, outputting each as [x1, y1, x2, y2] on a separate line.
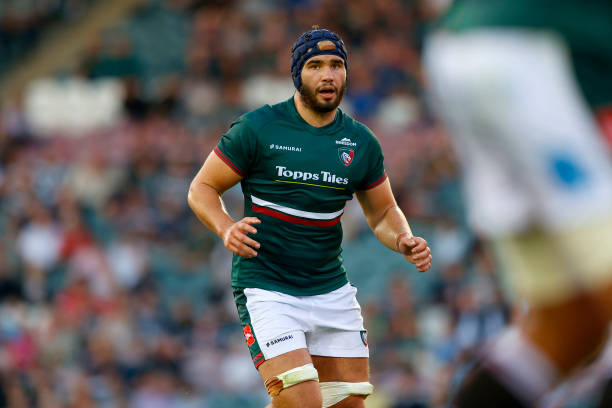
[0, 0, 98, 75]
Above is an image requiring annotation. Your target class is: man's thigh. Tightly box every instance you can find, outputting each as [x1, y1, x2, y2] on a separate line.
[258, 348, 322, 408]
[312, 356, 369, 382]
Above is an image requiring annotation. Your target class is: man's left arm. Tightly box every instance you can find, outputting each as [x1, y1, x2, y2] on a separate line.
[356, 179, 432, 272]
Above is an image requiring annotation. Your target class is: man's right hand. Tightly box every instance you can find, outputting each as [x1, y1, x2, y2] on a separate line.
[222, 217, 262, 258]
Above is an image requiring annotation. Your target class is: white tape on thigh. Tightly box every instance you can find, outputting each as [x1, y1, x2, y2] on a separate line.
[320, 381, 374, 407]
[264, 363, 319, 397]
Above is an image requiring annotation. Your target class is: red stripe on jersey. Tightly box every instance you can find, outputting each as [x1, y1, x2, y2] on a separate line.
[361, 173, 387, 190]
[252, 352, 263, 362]
[252, 205, 342, 227]
[213, 146, 244, 176]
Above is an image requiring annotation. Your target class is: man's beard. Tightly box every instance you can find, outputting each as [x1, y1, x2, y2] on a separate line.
[300, 82, 346, 113]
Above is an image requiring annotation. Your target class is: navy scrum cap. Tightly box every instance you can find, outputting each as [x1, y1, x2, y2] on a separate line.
[291, 26, 348, 90]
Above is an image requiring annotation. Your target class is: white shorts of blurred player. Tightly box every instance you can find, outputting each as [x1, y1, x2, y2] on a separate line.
[245, 283, 369, 361]
[424, 29, 612, 305]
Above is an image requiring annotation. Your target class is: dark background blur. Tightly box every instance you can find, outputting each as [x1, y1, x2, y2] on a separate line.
[0, 1, 606, 407]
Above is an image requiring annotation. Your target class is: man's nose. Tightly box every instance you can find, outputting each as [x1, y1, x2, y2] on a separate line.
[321, 65, 334, 80]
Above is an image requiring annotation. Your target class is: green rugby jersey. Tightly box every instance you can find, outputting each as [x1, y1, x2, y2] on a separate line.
[437, 0, 612, 108]
[214, 97, 386, 295]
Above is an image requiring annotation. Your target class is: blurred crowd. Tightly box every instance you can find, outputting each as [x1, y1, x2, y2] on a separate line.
[0, 0, 98, 75]
[0, 0, 518, 407]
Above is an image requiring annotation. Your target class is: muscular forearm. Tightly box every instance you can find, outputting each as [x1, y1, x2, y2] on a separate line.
[187, 181, 235, 238]
[372, 205, 413, 252]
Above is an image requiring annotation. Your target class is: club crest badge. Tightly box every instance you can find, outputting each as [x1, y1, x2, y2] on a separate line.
[360, 330, 368, 346]
[338, 147, 354, 166]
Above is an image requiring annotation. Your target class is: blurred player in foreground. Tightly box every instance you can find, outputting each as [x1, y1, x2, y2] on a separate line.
[424, 1, 612, 407]
[188, 26, 432, 408]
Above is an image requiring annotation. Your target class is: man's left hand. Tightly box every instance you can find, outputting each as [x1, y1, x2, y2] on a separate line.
[398, 236, 432, 273]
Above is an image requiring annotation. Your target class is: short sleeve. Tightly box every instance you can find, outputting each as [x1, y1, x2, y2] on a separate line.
[214, 118, 256, 177]
[357, 128, 387, 190]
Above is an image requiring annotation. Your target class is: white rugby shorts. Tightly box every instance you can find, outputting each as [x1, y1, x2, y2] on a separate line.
[234, 283, 369, 368]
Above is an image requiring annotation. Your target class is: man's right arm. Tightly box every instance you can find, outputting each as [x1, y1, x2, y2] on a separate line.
[187, 151, 261, 258]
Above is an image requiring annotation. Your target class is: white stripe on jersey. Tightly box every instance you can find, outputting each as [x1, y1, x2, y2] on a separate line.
[251, 195, 344, 220]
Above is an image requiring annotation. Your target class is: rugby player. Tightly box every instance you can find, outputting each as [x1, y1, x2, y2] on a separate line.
[188, 27, 432, 407]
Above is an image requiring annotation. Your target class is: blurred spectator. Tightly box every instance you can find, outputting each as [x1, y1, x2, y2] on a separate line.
[0, 0, 97, 75]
